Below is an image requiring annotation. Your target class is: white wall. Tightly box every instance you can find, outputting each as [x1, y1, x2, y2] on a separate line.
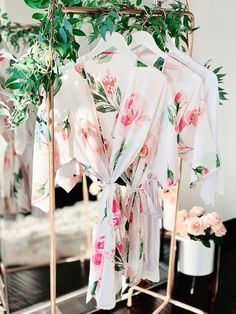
[178, 0, 236, 221]
[1, 0, 235, 220]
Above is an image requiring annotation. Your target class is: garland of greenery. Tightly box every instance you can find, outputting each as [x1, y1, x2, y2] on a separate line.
[0, 10, 39, 52]
[0, 0, 226, 128]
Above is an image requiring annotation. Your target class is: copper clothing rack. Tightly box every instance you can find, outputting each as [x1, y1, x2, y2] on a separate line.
[47, 5, 204, 314]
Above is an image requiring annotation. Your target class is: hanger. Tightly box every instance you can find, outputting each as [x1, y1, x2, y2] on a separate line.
[85, 31, 135, 60]
[131, 31, 167, 60]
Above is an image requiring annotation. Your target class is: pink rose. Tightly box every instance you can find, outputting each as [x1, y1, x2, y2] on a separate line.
[175, 117, 187, 133]
[112, 215, 121, 229]
[202, 168, 209, 175]
[185, 108, 204, 127]
[74, 63, 84, 74]
[120, 109, 139, 126]
[92, 253, 102, 265]
[80, 121, 103, 153]
[95, 236, 105, 252]
[212, 223, 227, 237]
[203, 212, 222, 227]
[102, 71, 117, 95]
[167, 178, 174, 187]
[112, 198, 120, 213]
[116, 241, 124, 256]
[113, 215, 121, 228]
[139, 144, 149, 158]
[175, 91, 185, 104]
[185, 217, 205, 236]
[189, 206, 205, 217]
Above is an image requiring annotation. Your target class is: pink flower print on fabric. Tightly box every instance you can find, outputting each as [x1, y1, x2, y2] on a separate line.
[75, 63, 84, 74]
[92, 235, 105, 266]
[116, 241, 124, 257]
[95, 235, 105, 252]
[112, 198, 122, 230]
[176, 117, 187, 133]
[175, 91, 186, 104]
[121, 93, 150, 127]
[80, 121, 103, 153]
[112, 198, 120, 213]
[185, 108, 205, 127]
[102, 71, 117, 96]
[139, 133, 157, 161]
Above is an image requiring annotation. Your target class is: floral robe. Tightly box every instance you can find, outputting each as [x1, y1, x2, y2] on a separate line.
[168, 47, 223, 204]
[0, 52, 32, 214]
[130, 45, 219, 203]
[32, 51, 177, 309]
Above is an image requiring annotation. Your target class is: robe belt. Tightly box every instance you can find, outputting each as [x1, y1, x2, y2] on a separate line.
[125, 185, 155, 214]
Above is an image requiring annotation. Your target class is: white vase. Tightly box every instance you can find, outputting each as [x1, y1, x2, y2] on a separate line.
[177, 238, 215, 276]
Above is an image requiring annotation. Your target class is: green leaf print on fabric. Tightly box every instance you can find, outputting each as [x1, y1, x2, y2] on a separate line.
[14, 168, 23, 183]
[167, 105, 175, 125]
[139, 239, 144, 260]
[113, 142, 127, 171]
[190, 166, 210, 188]
[136, 60, 148, 67]
[116, 87, 122, 106]
[96, 104, 117, 113]
[153, 57, 165, 71]
[115, 288, 122, 301]
[114, 243, 124, 272]
[216, 154, 221, 168]
[90, 281, 98, 296]
[86, 71, 121, 112]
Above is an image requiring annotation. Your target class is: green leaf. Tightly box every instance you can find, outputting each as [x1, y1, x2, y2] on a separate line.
[115, 264, 124, 272]
[136, 60, 148, 67]
[100, 25, 107, 41]
[109, 11, 118, 19]
[216, 154, 221, 168]
[24, 0, 50, 9]
[153, 57, 165, 71]
[32, 13, 45, 21]
[53, 76, 62, 95]
[127, 33, 132, 45]
[136, 0, 142, 6]
[59, 27, 67, 44]
[116, 87, 122, 106]
[6, 82, 23, 90]
[106, 19, 113, 35]
[90, 281, 98, 296]
[96, 105, 116, 113]
[167, 106, 174, 125]
[73, 29, 86, 36]
[63, 18, 73, 34]
[116, 288, 122, 301]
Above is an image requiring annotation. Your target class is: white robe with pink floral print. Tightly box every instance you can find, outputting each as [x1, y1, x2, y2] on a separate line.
[32, 52, 178, 309]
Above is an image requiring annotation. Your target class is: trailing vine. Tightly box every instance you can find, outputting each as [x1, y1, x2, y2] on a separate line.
[1, 0, 225, 129]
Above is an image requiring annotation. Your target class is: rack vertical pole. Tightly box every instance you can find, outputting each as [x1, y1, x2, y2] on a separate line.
[48, 1, 57, 313]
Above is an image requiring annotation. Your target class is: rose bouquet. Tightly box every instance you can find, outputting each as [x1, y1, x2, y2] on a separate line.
[176, 207, 227, 247]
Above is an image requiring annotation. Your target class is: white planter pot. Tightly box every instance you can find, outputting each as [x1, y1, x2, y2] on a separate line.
[177, 238, 215, 276]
